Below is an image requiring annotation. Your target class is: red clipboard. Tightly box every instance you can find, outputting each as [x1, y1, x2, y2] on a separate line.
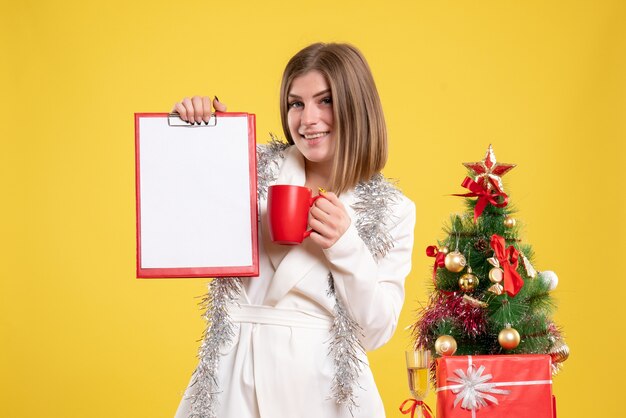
[135, 112, 258, 278]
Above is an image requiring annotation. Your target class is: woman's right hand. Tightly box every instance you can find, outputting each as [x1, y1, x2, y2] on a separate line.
[171, 96, 228, 124]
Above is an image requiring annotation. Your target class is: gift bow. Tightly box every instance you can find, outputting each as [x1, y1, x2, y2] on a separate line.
[447, 364, 511, 413]
[399, 398, 433, 418]
[490, 234, 524, 297]
[453, 177, 509, 222]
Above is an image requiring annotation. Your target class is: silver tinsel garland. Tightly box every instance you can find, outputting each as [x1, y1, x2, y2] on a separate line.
[352, 173, 401, 259]
[188, 277, 242, 418]
[327, 273, 365, 415]
[190, 138, 402, 417]
[327, 172, 401, 413]
[256, 134, 289, 200]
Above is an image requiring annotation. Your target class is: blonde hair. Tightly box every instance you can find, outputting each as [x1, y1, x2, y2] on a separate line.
[279, 43, 388, 195]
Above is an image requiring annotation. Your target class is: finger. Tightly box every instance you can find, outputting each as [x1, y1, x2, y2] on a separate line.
[314, 197, 338, 216]
[202, 96, 212, 123]
[310, 206, 332, 225]
[173, 102, 188, 121]
[320, 191, 344, 209]
[309, 218, 333, 238]
[182, 97, 194, 123]
[213, 96, 227, 112]
[191, 96, 204, 124]
[309, 231, 330, 248]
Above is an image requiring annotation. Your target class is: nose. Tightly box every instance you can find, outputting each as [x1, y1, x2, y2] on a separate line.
[301, 103, 320, 126]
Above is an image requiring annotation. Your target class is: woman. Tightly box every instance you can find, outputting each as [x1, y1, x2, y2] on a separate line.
[173, 43, 416, 418]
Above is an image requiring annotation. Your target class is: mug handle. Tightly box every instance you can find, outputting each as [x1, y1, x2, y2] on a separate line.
[303, 194, 326, 239]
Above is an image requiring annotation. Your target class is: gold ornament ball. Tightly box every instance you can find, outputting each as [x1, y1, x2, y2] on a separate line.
[459, 273, 479, 292]
[444, 251, 466, 273]
[498, 327, 521, 350]
[435, 335, 458, 356]
[504, 216, 516, 228]
[438, 245, 450, 255]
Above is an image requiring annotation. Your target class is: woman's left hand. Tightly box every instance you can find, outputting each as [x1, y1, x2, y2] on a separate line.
[308, 192, 351, 249]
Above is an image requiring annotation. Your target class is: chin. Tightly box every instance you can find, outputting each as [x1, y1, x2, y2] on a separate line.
[305, 154, 333, 165]
[294, 137, 334, 164]
[296, 145, 333, 165]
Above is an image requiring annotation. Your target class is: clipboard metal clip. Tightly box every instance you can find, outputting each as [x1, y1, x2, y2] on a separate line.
[168, 113, 217, 127]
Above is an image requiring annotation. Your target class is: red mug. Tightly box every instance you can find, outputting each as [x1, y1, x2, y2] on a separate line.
[267, 185, 324, 245]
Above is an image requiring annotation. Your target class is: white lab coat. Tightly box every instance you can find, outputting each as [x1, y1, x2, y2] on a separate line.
[175, 146, 416, 418]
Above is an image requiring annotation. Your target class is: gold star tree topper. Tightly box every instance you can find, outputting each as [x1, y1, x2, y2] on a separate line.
[463, 145, 516, 193]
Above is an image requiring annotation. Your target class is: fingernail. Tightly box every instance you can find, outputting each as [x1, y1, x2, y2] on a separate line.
[215, 96, 220, 102]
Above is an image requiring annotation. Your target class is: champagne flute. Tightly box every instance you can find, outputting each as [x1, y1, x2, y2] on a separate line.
[405, 349, 431, 418]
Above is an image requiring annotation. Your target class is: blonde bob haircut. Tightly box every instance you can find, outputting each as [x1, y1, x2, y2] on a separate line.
[279, 43, 388, 195]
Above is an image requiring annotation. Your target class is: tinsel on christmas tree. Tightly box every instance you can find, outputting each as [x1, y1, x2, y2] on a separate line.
[412, 145, 569, 379]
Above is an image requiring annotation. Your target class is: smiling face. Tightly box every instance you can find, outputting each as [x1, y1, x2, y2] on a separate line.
[287, 70, 336, 173]
[279, 43, 387, 194]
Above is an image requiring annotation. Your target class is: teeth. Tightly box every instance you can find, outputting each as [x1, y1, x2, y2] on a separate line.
[303, 132, 328, 139]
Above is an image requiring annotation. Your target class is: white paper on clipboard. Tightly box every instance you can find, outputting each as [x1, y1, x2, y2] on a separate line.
[135, 112, 258, 278]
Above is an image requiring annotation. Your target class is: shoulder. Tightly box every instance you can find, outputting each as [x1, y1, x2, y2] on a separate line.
[391, 192, 416, 225]
[256, 135, 292, 199]
[353, 174, 415, 225]
[350, 174, 415, 257]
[256, 135, 290, 163]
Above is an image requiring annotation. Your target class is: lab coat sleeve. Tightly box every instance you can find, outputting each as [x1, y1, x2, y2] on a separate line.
[322, 195, 416, 351]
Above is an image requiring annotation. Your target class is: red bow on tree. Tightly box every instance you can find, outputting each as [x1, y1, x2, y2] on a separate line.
[426, 246, 455, 295]
[426, 245, 446, 280]
[399, 398, 433, 418]
[454, 177, 509, 223]
[490, 234, 524, 297]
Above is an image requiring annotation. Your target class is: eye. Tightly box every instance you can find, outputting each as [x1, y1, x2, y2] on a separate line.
[321, 96, 333, 105]
[288, 101, 303, 109]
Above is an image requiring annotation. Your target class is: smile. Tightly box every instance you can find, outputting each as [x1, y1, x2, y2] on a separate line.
[302, 131, 330, 140]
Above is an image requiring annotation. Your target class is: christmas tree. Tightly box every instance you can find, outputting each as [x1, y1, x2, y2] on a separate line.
[412, 145, 569, 377]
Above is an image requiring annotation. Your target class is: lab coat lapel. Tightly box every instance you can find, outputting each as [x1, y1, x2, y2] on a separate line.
[264, 241, 321, 305]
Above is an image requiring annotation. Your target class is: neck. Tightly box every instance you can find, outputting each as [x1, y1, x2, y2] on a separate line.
[304, 159, 332, 193]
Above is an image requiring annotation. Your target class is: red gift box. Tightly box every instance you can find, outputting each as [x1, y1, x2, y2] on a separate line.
[436, 354, 555, 418]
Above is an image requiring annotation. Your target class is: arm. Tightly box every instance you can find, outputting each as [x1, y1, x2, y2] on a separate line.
[322, 196, 416, 351]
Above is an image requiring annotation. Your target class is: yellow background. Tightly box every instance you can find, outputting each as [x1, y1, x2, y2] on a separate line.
[2, 1, 624, 417]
